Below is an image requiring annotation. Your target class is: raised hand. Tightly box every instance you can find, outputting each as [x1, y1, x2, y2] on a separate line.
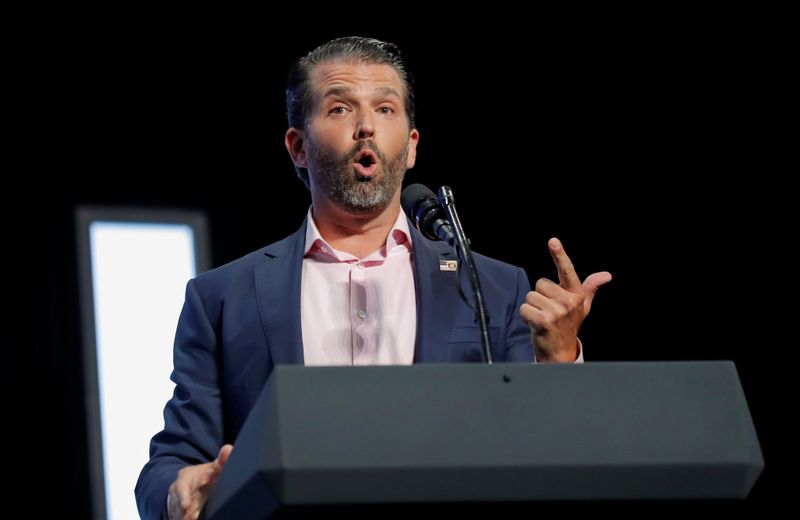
[520, 238, 612, 362]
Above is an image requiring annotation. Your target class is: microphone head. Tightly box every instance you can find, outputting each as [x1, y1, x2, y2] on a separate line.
[401, 183, 437, 218]
[401, 183, 447, 241]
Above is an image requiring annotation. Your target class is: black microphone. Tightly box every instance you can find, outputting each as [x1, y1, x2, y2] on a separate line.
[402, 183, 493, 363]
[401, 183, 457, 247]
[437, 185, 493, 364]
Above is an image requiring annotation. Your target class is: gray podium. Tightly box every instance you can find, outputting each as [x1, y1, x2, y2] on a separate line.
[202, 362, 763, 518]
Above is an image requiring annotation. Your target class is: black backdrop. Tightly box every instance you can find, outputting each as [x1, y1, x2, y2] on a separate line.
[4, 14, 793, 516]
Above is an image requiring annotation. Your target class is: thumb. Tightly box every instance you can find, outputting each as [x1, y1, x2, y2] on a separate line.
[213, 444, 234, 472]
[582, 271, 612, 314]
[198, 445, 234, 492]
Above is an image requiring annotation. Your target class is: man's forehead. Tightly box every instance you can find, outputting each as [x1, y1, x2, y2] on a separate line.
[310, 60, 404, 96]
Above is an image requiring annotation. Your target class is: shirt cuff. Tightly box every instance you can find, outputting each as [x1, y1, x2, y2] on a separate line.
[575, 337, 584, 363]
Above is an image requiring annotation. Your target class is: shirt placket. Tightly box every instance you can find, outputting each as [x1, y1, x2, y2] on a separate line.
[349, 261, 371, 364]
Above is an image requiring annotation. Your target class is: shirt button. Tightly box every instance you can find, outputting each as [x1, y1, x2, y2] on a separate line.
[357, 263, 365, 269]
[357, 310, 367, 319]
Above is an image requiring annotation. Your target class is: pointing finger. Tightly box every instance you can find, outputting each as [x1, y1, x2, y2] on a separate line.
[548, 237, 581, 291]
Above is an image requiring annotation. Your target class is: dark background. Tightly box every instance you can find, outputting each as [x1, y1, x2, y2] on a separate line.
[4, 12, 793, 516]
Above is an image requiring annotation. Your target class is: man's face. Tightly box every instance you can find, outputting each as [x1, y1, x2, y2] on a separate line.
[302, 60, 419, 214]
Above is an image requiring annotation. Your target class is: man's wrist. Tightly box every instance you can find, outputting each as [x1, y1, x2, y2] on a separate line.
[533, 338, 583, 364]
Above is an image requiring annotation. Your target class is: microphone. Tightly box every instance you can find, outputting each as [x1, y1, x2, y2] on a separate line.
[402, 183, 493, 364]
[401, 183, 457, 247]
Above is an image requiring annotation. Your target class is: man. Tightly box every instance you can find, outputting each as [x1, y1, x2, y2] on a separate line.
[135, 36, 612, 520]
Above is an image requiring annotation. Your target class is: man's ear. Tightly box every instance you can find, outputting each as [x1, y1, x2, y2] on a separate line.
[406, 128, 420, 169]
[285, 127, 307, 168]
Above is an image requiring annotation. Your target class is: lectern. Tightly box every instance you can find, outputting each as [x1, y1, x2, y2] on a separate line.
[202, 362, 763, 518]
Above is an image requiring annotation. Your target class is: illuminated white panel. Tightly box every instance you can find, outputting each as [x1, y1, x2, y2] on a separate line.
[89, 222, 196, 520]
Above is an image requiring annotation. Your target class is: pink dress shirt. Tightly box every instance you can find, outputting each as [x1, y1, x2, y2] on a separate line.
[301, 208, 417, 366]
[300, 208, 583, 365]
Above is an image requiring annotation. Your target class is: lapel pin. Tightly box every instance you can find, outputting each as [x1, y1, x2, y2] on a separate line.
[439, 259, 458, 272]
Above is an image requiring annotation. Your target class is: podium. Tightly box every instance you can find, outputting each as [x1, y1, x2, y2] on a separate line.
[202, 362, 763, 518]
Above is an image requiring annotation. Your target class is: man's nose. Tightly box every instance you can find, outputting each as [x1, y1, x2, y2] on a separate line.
[354, 112, 375, 139]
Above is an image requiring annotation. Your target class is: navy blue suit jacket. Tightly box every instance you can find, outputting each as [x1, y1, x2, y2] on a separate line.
[135, 218, 533, 519]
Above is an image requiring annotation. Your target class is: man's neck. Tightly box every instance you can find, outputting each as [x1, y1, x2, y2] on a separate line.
[311, 196, 401, 259]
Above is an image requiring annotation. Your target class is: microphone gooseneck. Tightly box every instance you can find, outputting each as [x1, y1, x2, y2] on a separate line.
[400, 183, 492, 364]
[438, 186, 492, 364]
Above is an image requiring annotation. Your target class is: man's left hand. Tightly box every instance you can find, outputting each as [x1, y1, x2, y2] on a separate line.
[520, 237, 612, 363]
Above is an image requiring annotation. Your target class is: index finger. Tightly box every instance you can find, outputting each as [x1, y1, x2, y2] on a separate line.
[548, 237, 581, 290]
[170, 476, 192, 513]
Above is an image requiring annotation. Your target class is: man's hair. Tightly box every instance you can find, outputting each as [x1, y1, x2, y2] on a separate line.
[286, 36, 416, 188]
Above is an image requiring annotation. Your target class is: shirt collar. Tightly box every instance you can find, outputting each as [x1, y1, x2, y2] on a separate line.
[303, 205, 414, 259]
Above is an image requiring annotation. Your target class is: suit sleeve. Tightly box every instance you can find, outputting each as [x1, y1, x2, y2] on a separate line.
[135, 278, 225, 520]
[504, 267, 534, 362]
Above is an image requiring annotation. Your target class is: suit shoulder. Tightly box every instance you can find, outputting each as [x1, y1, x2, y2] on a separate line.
[472, 250, 524, 276]
[193, 226, 304, 290]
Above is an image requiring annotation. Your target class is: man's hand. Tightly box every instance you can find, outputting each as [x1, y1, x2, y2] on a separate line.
[520, 238, 611, 363]
[167, 444, 233, 520]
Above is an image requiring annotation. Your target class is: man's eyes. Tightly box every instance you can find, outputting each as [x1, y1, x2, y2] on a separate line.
[327, 105, 396, 115]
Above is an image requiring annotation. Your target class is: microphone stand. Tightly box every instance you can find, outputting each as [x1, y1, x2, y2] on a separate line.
[438, 186, 493, 364]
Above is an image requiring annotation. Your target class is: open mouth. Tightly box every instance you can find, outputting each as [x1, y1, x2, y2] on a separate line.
[353, 150, 378, 176]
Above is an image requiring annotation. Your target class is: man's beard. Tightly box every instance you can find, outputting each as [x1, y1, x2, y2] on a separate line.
[306, 138, 409, 214]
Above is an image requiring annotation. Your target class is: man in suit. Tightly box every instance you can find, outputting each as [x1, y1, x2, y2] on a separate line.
[136, 36, 612, 520]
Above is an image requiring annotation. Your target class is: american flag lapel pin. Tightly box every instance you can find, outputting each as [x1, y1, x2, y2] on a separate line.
[439, 259, 458, 272]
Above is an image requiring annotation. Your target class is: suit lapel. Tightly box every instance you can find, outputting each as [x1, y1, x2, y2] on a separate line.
[253, 221, 307, 366]
[410, 223, 461, 363]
